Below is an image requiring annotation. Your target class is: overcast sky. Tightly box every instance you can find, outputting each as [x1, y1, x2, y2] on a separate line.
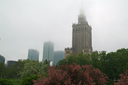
[0, 0, 128, 63]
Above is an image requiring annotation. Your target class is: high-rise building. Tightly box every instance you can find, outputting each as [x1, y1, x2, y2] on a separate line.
[53, 51, 64, 66]
[43, 41, 54, 63]
[7, 60, 17, 68]
[28, 49, 39, 61]
[65, 9, 92, 58]
[0, 55, 5, 63]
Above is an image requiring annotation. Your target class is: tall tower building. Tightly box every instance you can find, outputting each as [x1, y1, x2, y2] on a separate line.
[72, 9, 92, 54]
[43, 41, 54, 63]
[65, 9, 92, 58]
[28, 49, 39, 61]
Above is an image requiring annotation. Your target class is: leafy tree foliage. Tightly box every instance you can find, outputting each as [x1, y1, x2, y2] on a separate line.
[56, 59, 67, 66]
[57, 48, 128, 82]
[104, 48, 128, 81]
[20, 74, 38, 85]
[0, 78, 13, 85]
[57, 53, 91, 66]
[0, 62, 7, 78]
[18, 60, 49, 79]
[115, 69, 128, 85]
[33, 63, 109, 85]
[0, 59, 49, 79]
[43, 59, 50, 64]
[91, 51, 107, 73]
[6, 59, 30, 78]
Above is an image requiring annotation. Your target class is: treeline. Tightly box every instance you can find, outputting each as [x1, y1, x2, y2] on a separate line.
[57, 48, 128, 81]
[0, 59, 50, 79]
[0, 48, 128, 85]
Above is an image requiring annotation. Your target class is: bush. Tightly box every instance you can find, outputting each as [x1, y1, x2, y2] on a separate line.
[20, 74, 38, 85]
[0, 78, 13, 85]
[33, 63, 109, 85]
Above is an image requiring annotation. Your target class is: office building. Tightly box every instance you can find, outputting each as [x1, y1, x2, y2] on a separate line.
[43, 41, 54, 63]
[53, 51, 64, 66]
[0, 55, 5, 63]
[28, 49, 39, 61]
[7, 60, 17, 68]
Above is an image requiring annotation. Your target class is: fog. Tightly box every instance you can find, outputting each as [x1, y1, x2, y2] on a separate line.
[0, 0, 128, 63]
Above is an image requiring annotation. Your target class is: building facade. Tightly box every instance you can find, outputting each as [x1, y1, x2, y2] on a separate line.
[65, 48, 73, 58]
[43, 41, 54, 63]
[53, 51, 64, 66]
[0, 55, 5, 63]
[7, 60, 17, 68]
[28, 49, 39, 61]
[65, 9, 92, 58]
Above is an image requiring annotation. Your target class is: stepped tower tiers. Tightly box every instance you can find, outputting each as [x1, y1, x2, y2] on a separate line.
[65, 9, 92, 58]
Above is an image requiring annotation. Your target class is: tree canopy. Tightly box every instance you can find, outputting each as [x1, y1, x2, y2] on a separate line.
[57, 48, 128, 81]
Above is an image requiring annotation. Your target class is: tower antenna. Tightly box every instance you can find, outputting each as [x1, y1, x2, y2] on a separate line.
[80, 0, 84, 14]
[81, 0, 84, 8]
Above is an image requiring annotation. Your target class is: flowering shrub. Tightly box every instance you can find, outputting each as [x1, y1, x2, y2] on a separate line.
[18, 60, 49, 79]
[115, 69, 128, 85]
[33, 63, 109, 85]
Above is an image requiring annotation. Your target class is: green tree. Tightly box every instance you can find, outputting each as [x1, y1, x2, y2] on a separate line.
[105, 52, 117, 81]
[102, 48, 128, 81]
[7, 59, 30, 78]
[98, 51, 107, 73]
[0, 62, 7, 78]
[18, 60, 49, 79]
[115, 48, 128, 81]
[91, 51, 99, 68]
[66, 53, 77, 65]
[43, 60, 50, 64]
[56, 59, 67, 66]
[75, 53, 91, 66]
[57, 52, 92, 66]
[7, 65, 17, 78]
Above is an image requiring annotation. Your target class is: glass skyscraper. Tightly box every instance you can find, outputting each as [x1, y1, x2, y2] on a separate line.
[53, 51, 64, 66]
[0, 55, 5, 63]
[43, 41, 54, 63]
[28, 49, 39, 61]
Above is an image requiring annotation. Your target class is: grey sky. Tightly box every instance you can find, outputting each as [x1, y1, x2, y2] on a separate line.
[0, 0, 128, 63]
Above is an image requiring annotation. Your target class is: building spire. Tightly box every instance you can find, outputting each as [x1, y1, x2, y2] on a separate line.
[80, 8, 84, 15]
[80, 0, 84, 14]
[78, 7, 86, 24]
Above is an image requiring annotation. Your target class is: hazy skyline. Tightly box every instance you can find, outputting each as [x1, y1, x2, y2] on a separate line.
[0, 0, 128, 63]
